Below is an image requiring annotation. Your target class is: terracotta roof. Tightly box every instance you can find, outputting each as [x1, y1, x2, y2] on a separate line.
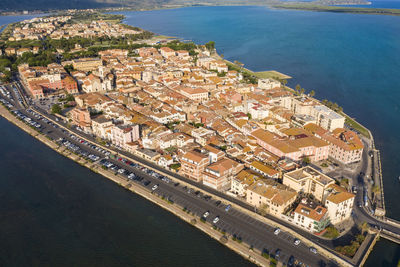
[326, 191, 355, 204]
[295, 203, 327, 222]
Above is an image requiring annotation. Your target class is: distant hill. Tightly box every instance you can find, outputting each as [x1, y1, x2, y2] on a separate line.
[0, 0, 371, 12]
[0, 0, 172, 12]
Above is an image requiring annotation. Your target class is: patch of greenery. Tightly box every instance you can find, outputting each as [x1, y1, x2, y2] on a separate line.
[323, 226, 339, 239]
[51, 104, 62, 114]
[270, 3, 400, 17]
[335, 234, 365, 257]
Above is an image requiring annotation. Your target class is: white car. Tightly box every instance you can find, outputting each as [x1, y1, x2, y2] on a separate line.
[203, 211, 210, 218]
[152, 185, 158, 191]
[294, 239, 301, 246]
[274, 228, 281, 235]
[309, 247, 317, 254]
[213, 216, 220, 224]
[118, 168, 125, 174]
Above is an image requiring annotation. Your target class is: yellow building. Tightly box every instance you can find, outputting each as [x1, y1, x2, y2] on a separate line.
[246, 180, 297, 217]
[72, 58, 103, 72]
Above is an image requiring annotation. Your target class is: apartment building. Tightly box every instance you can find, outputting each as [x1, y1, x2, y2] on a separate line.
[69, 107, 92, 132]
[110, 124, 140, 148]
[249, 160, 280, 179]
[91, 115, 113, 139]
[325, 184, 355, 225]
[231, 169, 262, 197]
[251, 128, 329, 162]
[305, 123, 364, 164]
[283, 166, 335, 202]
[202, 158, 244, 191]
[293, 199, 330, 233]
[72, 58, 103, 72]
[246, 180, 297, 217]
[179, 150, 209, 182]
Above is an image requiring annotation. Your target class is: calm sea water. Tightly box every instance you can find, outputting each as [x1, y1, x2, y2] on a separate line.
[1, 5, 400, 266]
[0, 14, 45, 31]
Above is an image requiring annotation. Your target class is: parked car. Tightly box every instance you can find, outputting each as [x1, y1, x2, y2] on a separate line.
[213, 216, 220, 224]
[274, 228, 281, 235]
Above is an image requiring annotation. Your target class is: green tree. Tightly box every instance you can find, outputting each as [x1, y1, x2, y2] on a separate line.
[302, 157, 311, 165]
[372, 185, 381, 203]
[65, 94, 75, 102]
[295, 84, 301, 95]
[309, 90, 315, 97]
[205, 41, 215, 51]
[281, 79, 288, 89]
[359, 222, 369, 235]
[64, 64, 75, 74]
[300, 87, 305, 95]
[51, 104, 62, 114]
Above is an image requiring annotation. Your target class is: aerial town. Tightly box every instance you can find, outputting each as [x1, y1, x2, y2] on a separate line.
[0, 13, 367, 237]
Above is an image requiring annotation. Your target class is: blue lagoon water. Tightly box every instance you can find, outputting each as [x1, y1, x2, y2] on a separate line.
[0, 14, 45, 30]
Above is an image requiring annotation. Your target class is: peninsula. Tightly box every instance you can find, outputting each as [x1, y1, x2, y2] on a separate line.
[1, 10, 400, 267]
[270, 2, 400, 16]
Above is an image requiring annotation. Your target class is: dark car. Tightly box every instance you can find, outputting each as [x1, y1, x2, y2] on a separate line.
[274, 249, 281, 259]
[287, 256, 295, 267]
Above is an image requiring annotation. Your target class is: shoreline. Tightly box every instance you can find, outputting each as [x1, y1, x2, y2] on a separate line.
[0, 99, 354, 267]
[0, 103, 271, 267]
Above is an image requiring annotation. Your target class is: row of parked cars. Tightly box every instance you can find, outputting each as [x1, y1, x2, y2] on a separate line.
[11, 85, 25, 107]
[58, 138, 100, 162]
[73, 135, 111, 157]
[0, 97, 14, 109]
[12, 110, 41, 128]
[0, 86, 11, 99]
[26, 109, 61, 131]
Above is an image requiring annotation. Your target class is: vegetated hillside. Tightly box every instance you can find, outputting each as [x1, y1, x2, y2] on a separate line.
[0, 0, 108, 11]
[0, 0, 172, 11]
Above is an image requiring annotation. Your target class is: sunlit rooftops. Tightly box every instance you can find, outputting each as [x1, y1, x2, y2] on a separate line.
[286, 166, 334, 186]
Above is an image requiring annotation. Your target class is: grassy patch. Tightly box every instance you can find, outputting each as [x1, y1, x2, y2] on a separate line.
[323, 226, 340, 239]
[254, 70, 291, 80]
[344, 115, 370, 138]
[335, 234, 366, 257]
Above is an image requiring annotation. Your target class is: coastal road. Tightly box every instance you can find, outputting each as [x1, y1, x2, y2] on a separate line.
[0, 89, 338, 267]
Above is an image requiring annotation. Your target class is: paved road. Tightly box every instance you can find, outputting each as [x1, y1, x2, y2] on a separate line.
[0, 85, 338, 267]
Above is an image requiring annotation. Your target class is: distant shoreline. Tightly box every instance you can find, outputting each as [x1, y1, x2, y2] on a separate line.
[2, 2, 400, 17]
[269, 3, 400, 16]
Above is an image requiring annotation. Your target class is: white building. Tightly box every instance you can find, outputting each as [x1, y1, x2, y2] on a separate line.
[258, 78, 281, 90]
